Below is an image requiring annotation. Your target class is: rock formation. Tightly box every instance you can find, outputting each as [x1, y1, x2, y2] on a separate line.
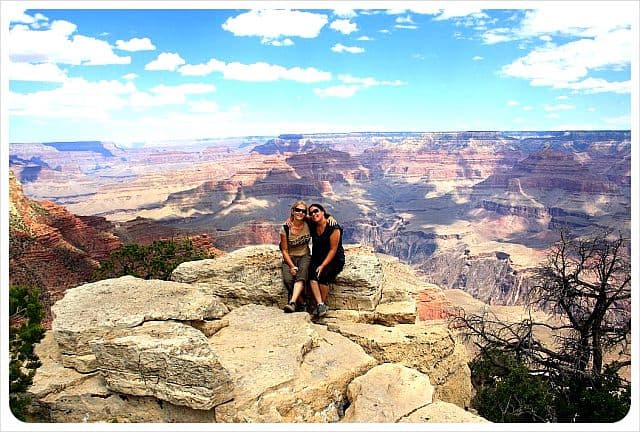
[9, 170, 122, 324]
[29, 245, 486, 424]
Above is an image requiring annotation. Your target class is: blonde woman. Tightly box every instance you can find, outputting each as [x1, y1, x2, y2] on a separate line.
[280, 200, 312, 313]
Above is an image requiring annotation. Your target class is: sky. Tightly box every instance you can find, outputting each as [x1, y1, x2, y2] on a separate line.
[1, 1, 638, 146]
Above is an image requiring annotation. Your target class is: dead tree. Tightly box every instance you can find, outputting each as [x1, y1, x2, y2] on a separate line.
[452, 228, 631, 385]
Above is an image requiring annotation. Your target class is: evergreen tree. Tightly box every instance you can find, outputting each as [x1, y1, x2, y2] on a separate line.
[9, 286, 45, 421]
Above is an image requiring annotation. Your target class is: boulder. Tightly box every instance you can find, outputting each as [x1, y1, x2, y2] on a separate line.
[343, 363, 434, 422]
[330, 247, 383, 311]
[89, 320, 233, 410]
[30, 332, 218, 423]
[51, 275, 228, 372]
[326, 320, 473, 407]
[170, 246, 285, 309]
[399, 400, 491, 423]
[38, 375, 218, 423]
[171, 245, 384, 311]
[210, 304, 378, 422]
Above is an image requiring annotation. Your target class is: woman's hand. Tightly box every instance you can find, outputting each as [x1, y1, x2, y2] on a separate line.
[290, 266, 298, 276]
[327, 215, 338, 226]
[284, 219, 293, 227]
[315, 265, 324, 278]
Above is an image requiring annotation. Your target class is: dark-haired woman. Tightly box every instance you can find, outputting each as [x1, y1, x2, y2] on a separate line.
[307, 203, 345, 317]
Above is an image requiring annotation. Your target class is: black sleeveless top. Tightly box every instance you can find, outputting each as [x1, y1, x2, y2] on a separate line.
[310, 223, 345, 266]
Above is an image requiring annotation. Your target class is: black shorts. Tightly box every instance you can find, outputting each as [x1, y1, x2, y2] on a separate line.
[309, 259, 344, 285]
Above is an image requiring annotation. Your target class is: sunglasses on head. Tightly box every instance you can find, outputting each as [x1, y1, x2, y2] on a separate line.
[293, 207, 307, 213]
[309, 208, 321, 215]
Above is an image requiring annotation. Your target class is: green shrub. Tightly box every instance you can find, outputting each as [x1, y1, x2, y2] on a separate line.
[9, 286, 45, 421]
[470, 349, 555, 422]
[470, 348, 630, 423]
[94, 238, 212, 281]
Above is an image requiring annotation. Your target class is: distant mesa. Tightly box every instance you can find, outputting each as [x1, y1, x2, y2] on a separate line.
[43, 141, 116, 157]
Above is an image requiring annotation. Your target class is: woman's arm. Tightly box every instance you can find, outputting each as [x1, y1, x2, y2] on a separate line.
[316, 228, 341, 277]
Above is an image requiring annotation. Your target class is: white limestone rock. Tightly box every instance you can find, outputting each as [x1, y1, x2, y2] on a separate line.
[51, 275, 228, 371]
[343, 363, 434, 422]
[89, 320, 233, 410]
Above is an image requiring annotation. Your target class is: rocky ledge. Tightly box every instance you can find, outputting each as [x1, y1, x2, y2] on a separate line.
[30, 245, 487, 423]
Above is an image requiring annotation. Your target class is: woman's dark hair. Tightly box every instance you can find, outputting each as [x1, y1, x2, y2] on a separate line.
[308, 203, 325, 213]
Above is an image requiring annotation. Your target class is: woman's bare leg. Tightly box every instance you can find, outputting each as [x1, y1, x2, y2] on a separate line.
[319, 284, 330, 303]
[290, 280, 305, 304]
[309, 280, 323, 305]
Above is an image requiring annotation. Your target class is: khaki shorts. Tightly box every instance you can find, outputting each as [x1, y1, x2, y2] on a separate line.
[281, 254, 311, 296]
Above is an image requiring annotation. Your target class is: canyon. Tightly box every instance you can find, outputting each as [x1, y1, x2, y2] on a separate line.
[9, 130, 631, 312]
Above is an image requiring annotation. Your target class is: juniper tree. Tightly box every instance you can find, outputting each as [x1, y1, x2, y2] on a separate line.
[453, 228, 631, 422]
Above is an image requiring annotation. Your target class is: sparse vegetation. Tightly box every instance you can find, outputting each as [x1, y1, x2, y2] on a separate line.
[9, 286, 46, 421]
[454, 228, 631, 422]
[93, 238, 213, 281]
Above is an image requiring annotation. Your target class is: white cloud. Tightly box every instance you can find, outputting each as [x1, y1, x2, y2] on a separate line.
[519, 5, 634, 39]
[507, 100, 519, 107]
[145, 52, 186, 71]
[501, 28, 632, 94]
[6, 5, 49, 25]
[395, 25, 418, 30]
[357, 36, 373, 41]
[480, 5, 633, 49]
[314, 85, 360, 98]
[544, 113, 560, 119]
[563, 78, 630, 94]
[179, 58, 331, 83]
[130, 83, 216, 108]
[9, 78, 135, 119]
[556, 95, 568, 100]
[313, 74, 405, 98]
[331, 43, 365, 54]
[338, 74, 405, 87]
[10, 61, 67, 82]
[178, 58, 226, 76]
[522, 106, 534, 111]
[8, 77, 218, 119]
[472, 56, 483, 61]
[122, 73, 138, 80]
[395, 15, 415, 25]
[189, 101, 219, 113]
[268, 38, 294, 46]
[108, 110, 247, 144]
[330, 19, 358, 35]
[9, 19, 131, 65]
[544, 104, 575, 111]
[115, 37, 156, 51]
[433, 6, 487, 20]
[222, 10, 328, 45]
[603, 114, 630, 126]
[333, 8, 357, 19]
[482, 28, 515, 44]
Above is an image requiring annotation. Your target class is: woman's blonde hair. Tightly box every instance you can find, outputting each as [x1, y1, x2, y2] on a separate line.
[289, 200, 307, 220]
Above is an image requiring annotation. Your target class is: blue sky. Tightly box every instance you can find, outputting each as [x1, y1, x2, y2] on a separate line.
[2, 1, 638, 145]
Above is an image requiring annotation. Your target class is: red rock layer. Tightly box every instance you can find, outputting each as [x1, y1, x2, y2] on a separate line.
[9, 171, 123, 327]
[416, 286, 459, 321]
